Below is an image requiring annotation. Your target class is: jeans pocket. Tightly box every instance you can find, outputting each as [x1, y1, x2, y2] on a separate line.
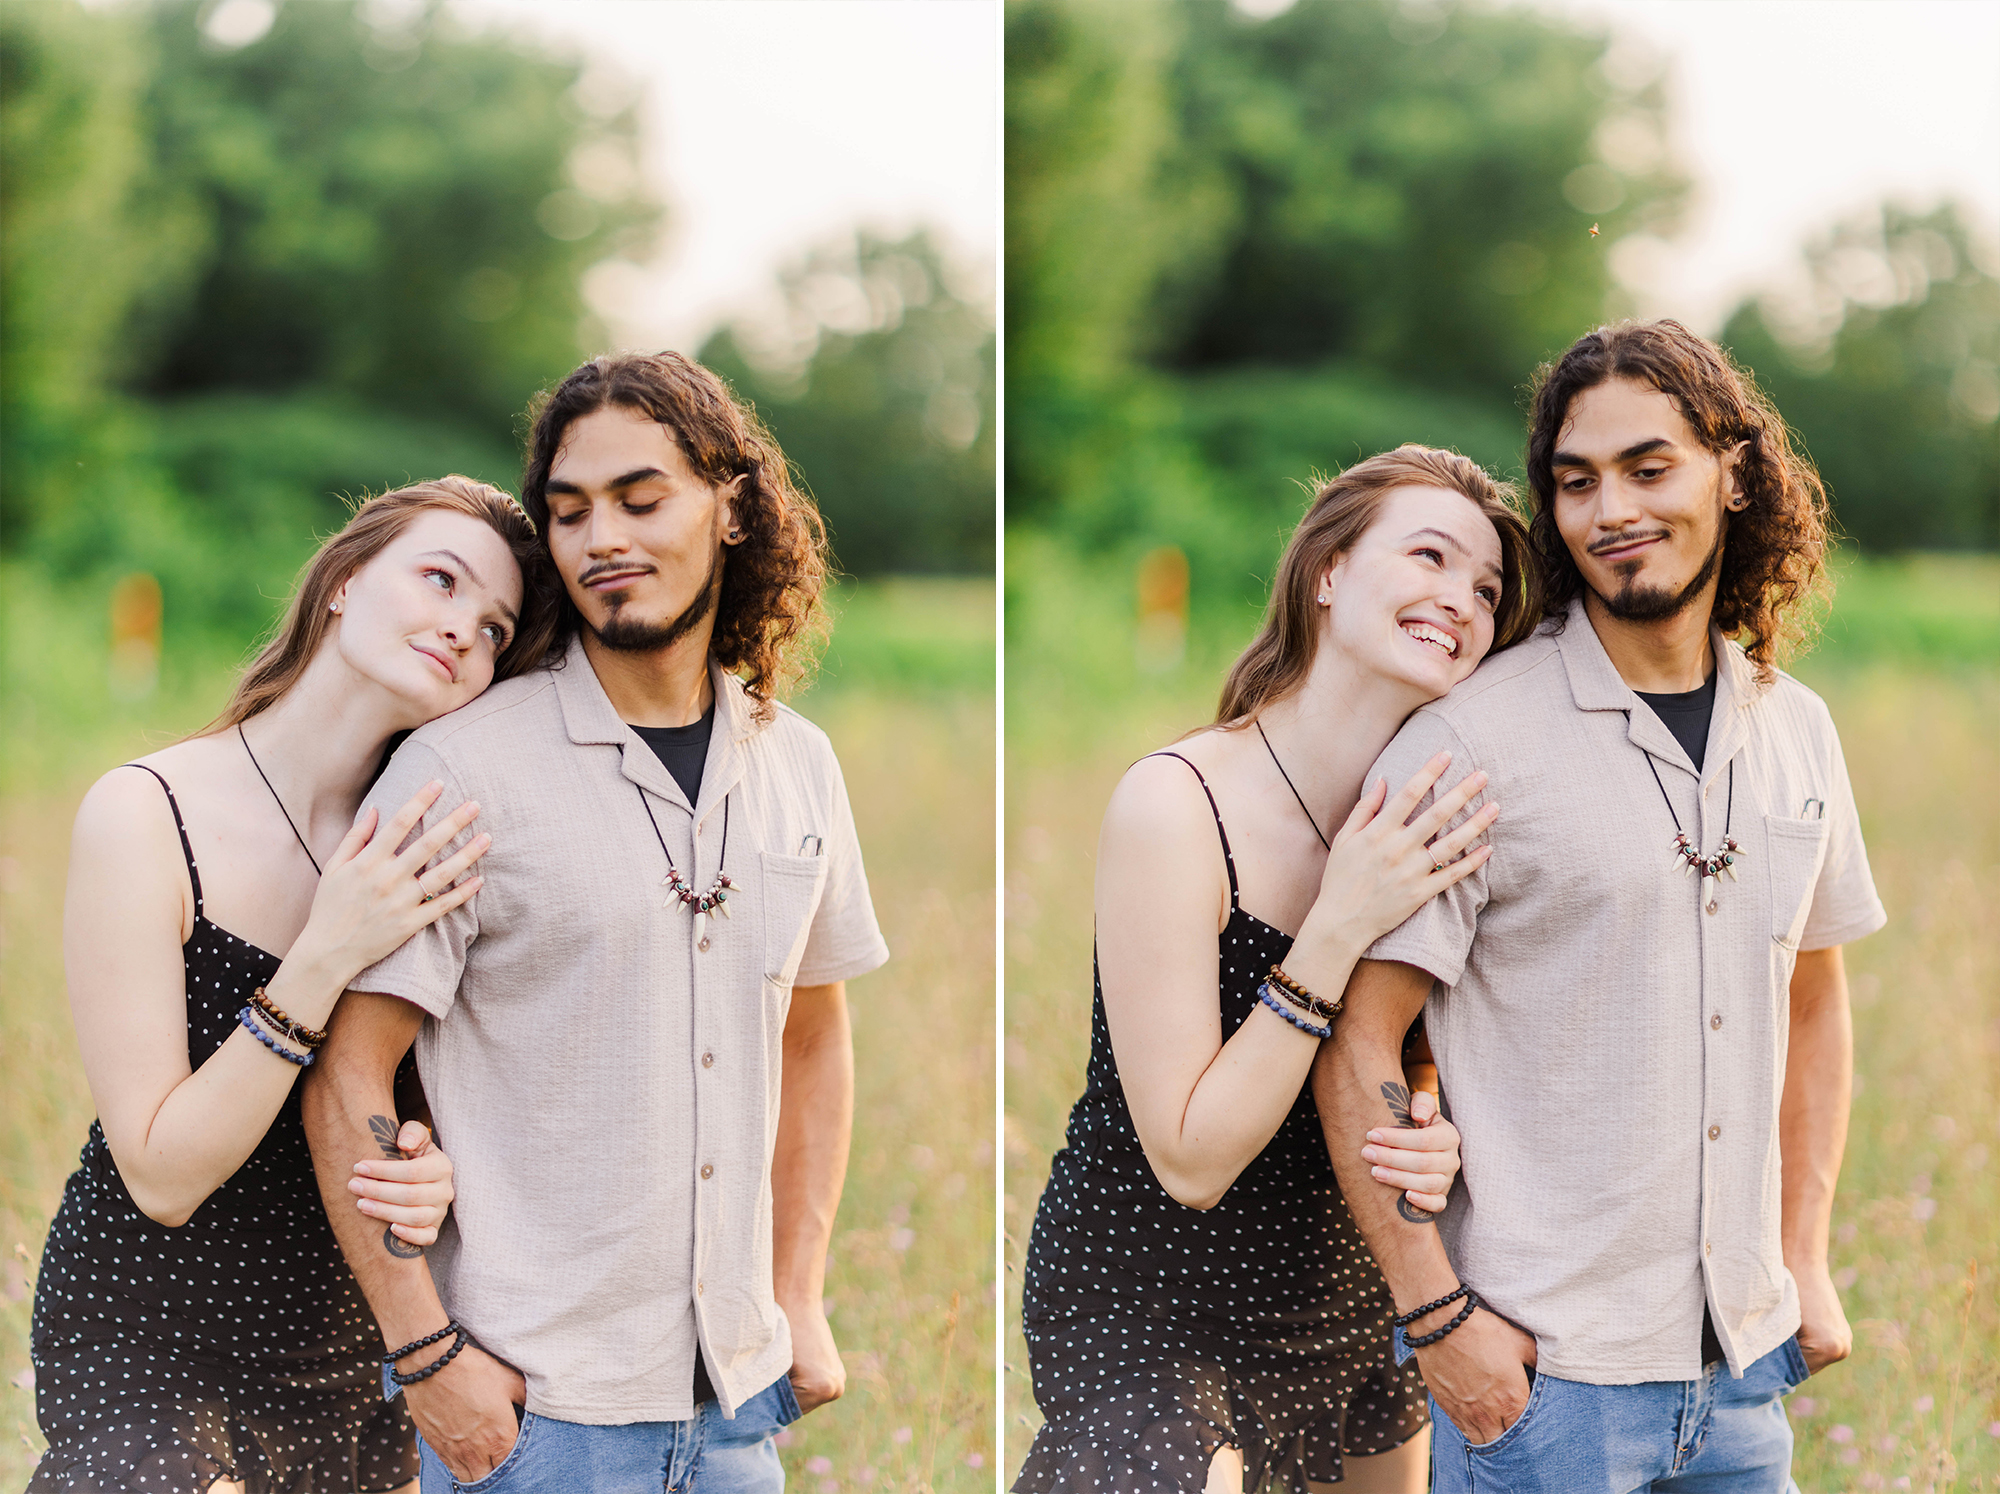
[775, 1375, 804, 1425]
[1780, 1333, 1811, 1388]
[1464, 1366, 1550, 1457]
[453, 1410, 536, 1493]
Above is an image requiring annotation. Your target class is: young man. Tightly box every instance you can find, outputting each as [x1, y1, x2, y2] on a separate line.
[1313, 321, 1884, 1492]
[302, 351, 888, 1492]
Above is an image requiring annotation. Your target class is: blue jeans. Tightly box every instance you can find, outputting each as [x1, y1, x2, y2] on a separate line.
[1429, 1337, 1810, 1494]
[418, 1376, 803, 1494]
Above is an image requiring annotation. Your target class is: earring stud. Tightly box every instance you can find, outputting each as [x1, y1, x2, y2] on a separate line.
[1316, 593, 1329, 605]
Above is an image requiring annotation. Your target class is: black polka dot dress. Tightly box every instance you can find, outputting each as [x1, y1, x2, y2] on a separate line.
[1016, 755, 1427, 1494]
[29, 768, 418, 1493]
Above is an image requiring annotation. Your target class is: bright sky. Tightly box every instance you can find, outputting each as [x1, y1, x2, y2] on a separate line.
[450, 0, 999, 354]
[1532, 0, 2000, 332]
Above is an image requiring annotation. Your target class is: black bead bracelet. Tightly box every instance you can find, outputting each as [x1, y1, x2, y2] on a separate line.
[1398, 1286, 1481, 1348]
[381, 1321, 471, 1399]
[1392, 1284, 1470, 1328]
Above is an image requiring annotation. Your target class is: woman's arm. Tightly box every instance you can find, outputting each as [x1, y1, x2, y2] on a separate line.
[67, 770, 485, 1226]
[1098, 752, 1492, 1210]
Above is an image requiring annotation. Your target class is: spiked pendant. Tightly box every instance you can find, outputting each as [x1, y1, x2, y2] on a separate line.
[1671, 832, 1747, 912]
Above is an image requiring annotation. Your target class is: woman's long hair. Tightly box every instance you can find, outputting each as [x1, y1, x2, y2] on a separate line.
[1525, 320, 1831, 682]
[1216, 445, 1543, 726]
[205, 475, 558, 733]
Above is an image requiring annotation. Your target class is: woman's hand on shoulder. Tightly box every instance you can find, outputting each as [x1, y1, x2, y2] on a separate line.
[292, 783, 490, 986]
[1305, 751, 1496, 955]
[349, 1119, 455, 1247]
[1360, 1087, 1460, 1214]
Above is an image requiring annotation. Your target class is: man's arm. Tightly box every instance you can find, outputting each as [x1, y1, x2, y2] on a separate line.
[772, 981, 853, 1413]
[1781, 946, 1854, 1374]
[1312, 959, 1537, 1445]
[302, 991, 524, 1481]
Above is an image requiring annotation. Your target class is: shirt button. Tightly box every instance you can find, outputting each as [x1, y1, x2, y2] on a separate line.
[700, 1163, 714, 1179]
[1710, 1013, 1723, 1030]
[1708, 1125, 1721, 1140]
[702, 1052, 715, 1068]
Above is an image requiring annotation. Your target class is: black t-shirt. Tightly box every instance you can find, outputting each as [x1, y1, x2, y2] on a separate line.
[1634, 671, 1717, 773]
[630, 703, 715, 807]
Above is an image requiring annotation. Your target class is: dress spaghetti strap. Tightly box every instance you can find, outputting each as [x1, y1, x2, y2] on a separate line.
[1144, 751, 1239, 908]
[123, 763, 204, 916]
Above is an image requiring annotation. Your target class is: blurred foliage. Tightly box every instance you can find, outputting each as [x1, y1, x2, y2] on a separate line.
[702, 231, 996, 575]
[1005, 0, 1684, 555]
[1, 0, 659, 572]
[1722, 203, 2000, 550]
[1005, 0, 1997, 605]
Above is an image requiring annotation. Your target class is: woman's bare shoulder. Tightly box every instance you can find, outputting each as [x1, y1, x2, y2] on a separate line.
[1101, 729, 1238, 852]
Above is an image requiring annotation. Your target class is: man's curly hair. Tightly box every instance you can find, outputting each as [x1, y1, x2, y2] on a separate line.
[1525, 320, 1831, 683]
[521, 351, 828, 715]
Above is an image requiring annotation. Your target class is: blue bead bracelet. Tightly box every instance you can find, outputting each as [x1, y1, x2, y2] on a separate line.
[1257, 981, 1333, 1040]
[238, 1006, 314, 1066]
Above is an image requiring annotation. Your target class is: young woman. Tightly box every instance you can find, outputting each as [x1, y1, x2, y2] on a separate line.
[1016, 447, 1543, 1494]
[30, 476, 558, 1494]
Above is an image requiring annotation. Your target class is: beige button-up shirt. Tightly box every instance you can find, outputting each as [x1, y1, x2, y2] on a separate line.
[1367, 598, 1884, 1385]
[355, 639, 888, 1423]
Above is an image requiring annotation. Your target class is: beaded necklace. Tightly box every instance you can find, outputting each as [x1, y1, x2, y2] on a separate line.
[1628, 719, 1743, 915]
[637, 786, 733, 950]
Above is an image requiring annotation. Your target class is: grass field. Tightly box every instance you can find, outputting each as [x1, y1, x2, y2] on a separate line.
[0, 573, 996, 1493]
[1003, 549, 2000, 1492]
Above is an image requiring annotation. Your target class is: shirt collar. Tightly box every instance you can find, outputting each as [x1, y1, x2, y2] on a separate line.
[1553, 594, 1758, 784]
[550, 635, 766, 818]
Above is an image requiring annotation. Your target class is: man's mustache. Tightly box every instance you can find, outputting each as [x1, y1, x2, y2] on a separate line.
[1587, 528, 1670, 556]
[576, 561, 658, 586]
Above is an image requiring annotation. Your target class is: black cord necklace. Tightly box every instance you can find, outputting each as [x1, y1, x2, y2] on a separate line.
[1255, 718, 1331, 852]
[636, 787, 732, 950]
[1626, 717, 1743, 915]
[239, 724, 323, 876]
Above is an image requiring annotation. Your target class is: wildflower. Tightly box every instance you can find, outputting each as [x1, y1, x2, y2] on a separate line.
[893, 1426, 913, 1445]
[1791, 1396, 1816, 1416]
[806, 1457, 833, 1476]
[1828, 1425, 1854, 1444]
[1914, 1395, 1933, 1413]
[967, 1453, 985, 1469]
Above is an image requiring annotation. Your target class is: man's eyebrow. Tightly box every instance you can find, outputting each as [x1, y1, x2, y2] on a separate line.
[543, 466, 669, 498]
[1552, 437, 1676, 468]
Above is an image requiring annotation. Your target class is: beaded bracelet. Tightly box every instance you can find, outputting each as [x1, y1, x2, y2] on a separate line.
[1393, 1283, 1470, 1328]
[1266, 965, 1341, 1021]
[238, 1006, 314, 1067]
[250, 986, 326, 1049]
[1404, 1288, 1481, 1349]
[1256, 982, 1333, 1040]
[381, 1321, 472, 1400]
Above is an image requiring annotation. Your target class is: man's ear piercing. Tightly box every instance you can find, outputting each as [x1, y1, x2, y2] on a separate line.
[728, 528, 742, 541]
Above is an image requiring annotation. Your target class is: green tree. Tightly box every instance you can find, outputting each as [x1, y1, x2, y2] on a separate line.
[1722, 203, 2000, 551]
[130, 0, 658, 436]
[702, 231, 995, 575]
[1162, 0, 1682, 391]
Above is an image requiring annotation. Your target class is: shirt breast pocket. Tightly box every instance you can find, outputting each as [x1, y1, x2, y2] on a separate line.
[1764, 814, 1830, 951]
[762, 850, 830, 987]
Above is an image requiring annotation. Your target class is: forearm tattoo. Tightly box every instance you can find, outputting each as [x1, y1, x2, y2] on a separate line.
[1379, 1082, 1439, 1226]
[369, 1115, 426, 1259]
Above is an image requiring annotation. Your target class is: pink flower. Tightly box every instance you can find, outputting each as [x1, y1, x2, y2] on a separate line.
[1828, 1424, 1854, 1444]
[806, 1457, 833, 1476]
[1911, 1196, 1937, 1222]
[893, 1427, 913, 1445]
[1840, 1447, 1861, 1465]
[1791, 1395, 1816, 1416]
[967, 1453, 985, 1469]
[1914, 1395, 1933, 1413]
